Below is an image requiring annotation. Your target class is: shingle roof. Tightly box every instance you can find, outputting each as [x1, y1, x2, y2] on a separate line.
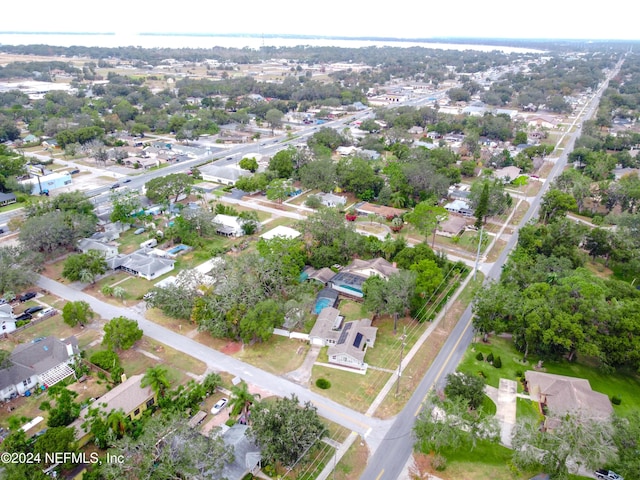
[0, 336, 79, 391]
[525, 371, 613, 420]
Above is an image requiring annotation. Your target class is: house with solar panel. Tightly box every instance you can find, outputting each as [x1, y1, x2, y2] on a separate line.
[308, 307, 377, 371]
[0, 336, 79, 401]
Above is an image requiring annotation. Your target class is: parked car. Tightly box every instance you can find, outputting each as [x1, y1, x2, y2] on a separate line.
[15, 312, 32, 321]
[18, 292, 37, 302]
[595, 470, 623, 480]
[24, 306, 44, 315]
[69, 169, 80, 175]
[37, 307, 56, 319]
[110, 183, 120, 190]
[211, 398, 228, 415]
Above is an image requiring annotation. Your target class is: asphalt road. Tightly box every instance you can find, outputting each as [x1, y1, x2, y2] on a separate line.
[36, 275, 391, 442]
[359, 61, 620, 480]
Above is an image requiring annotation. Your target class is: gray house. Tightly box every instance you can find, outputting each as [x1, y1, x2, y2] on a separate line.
[0, 336, 80, 401]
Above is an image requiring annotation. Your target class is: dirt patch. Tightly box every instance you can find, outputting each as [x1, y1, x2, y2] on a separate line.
[336, 440, 370, 480]
[220, 341, 242, 355]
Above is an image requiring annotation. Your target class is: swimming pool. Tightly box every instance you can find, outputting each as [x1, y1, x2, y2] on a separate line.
[167, 244, 190, 255]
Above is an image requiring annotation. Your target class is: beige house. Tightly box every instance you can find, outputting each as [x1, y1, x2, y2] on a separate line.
[525, 371, 613, 421]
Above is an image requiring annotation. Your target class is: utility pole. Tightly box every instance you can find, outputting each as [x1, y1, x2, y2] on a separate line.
[395, 327, 407, 396]
[473, 225, 484, 281]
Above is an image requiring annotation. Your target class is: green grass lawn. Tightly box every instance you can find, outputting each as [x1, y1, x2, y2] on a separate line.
[234, 336, 309, 375]
[459, 336, 640, 417]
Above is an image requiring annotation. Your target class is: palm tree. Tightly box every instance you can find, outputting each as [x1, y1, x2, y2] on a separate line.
[112, 286, 127, 301]
[106, 409, 130, 437]
[390, 191, 407, 209]
[228, 381, 260, 420]
[141, 365, 171, 399]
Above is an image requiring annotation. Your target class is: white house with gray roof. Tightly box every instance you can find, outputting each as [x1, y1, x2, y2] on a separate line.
[200, 164, 251, 186]
[0, 336, 79, 401]
[107, 250, 175, 281]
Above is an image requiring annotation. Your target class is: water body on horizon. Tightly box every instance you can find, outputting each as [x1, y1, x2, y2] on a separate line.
[0, 32, 544, 53]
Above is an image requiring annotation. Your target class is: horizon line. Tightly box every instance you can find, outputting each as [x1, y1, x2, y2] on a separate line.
[0, 31, 639, 43]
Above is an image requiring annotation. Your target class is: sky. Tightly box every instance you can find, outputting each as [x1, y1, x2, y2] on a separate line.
[2, 0, 639, 41]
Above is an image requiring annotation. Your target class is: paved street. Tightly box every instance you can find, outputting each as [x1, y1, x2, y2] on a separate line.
[36, 275, 390, 445]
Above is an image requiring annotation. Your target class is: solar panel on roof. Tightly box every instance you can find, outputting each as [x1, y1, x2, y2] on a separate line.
[353, 332, 364, 349]
[337, 322, 352, 344]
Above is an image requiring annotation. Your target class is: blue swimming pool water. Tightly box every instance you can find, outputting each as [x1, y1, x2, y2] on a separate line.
[167, 244, 189, 254]
[314, 298, 332, 314]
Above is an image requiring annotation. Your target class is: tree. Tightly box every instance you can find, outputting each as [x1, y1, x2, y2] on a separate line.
[414, 394, 498, 455]
[444, 372, 485, 410]
[612, 412, 640, 479]
[33, 426, 77, 461]
[266, 178, 294, 203]
[62, 300, 95, 327]
[250, 394, 327, 467]
[46, 387, 81, 427]
[102, 316, 143, 351]
[62, 251, 107, 284]
[474, 181, 490, 229]
[265, 108, 284, 134]
[511, 414, 616, 480]
[202, 373, 222, 396]
[298, 158, 337, 192]
[145, 173, 192, 204]
[469, 178, 511, 218]
[239, 299, 284, 343]
[228, 381, 260, 418]
[238, 156, 259, 173]
[19, 211, 96, 258]
[99, 412, 233, 480]
[268, 146, 295, 178]
[141, 365, 171, 398]
[110, 190, 141, 223]
[539, 189, 578, 223]
[405, 199, 448, 239]
[0, 245, 42, 294]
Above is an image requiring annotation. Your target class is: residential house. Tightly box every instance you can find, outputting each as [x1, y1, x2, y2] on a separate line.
[260, 225, 301, 240]
[327, 319, 377, 371]
[354, 202, 404, 219]
[408, 126, 424, 135]
[309, 307, 344, 346]
[493, 166, 522, 183]
[71, 374, 157, 447]
[107, 250, 175, 281]
[0, 192, 17, 206]
[444, 199, 474, 217]
[0, 304, 16, 335]
[526, 115, 560, 129]
[436, 216, 468, 238]
[524, 371, 613, 421]
[200, 164, 251, 186]
[0, 336, 80, 401]
[359, 149, 381, 161]
[220, 424, 262, 480]
[319, 192, 347, 208]
[462, 105, 487, 117]
[329, 258, 399, 298]
[213, 214, 246, 237]
[77, 238, 119, 259]
[303, 266, 337, 286]
[336, 146, 358, 156]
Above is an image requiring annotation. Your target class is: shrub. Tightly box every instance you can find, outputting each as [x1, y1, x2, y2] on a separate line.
[225, 418, 236, 427]
[431, 453, 447, 471]
[493, 356, 502, 368]
[475, 352, 484, 361]
[515, 370, 523, 379]
[611, 395, 622, 405]
[486, 352, 494, 363]
[478, 370, 486, 378]
[316, 378, 331, 390]
[90, 350, 120, 372]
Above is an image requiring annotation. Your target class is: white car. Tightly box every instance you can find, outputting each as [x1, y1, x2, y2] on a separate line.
[211, 398, 228, 415]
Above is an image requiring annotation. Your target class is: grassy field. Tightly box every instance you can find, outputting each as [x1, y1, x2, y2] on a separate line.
[234, 336, 309, 375]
